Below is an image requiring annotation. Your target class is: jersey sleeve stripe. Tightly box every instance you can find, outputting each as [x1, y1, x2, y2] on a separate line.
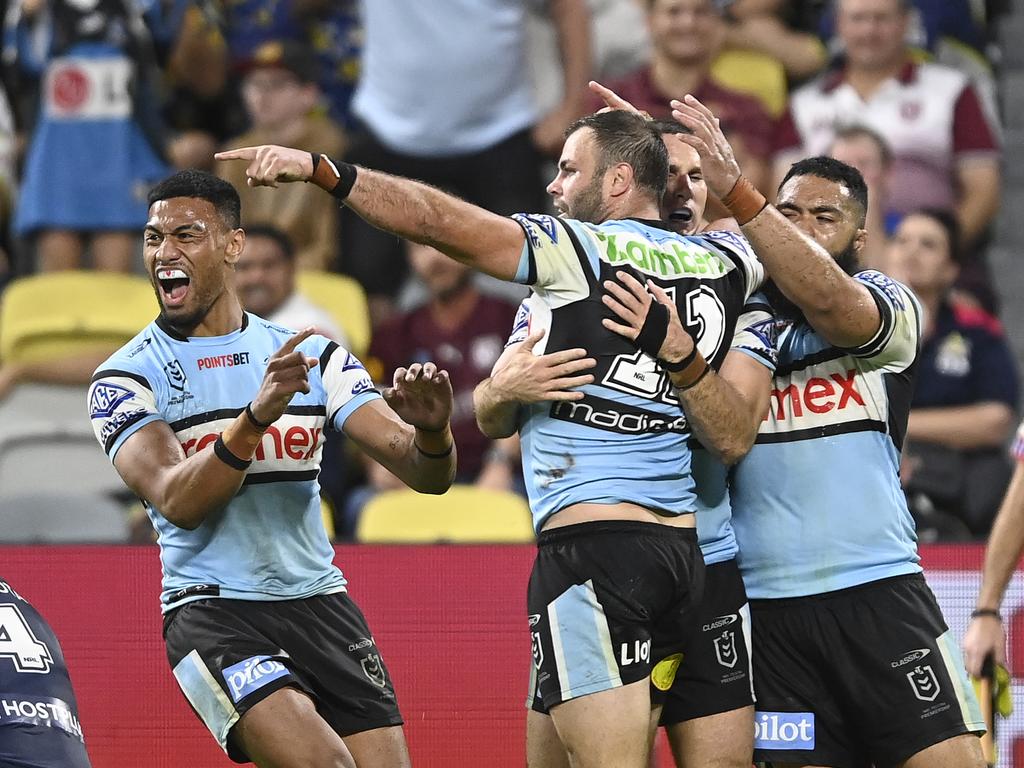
[319, 341, 339, 370]
[91, 368, 153, 391]
[330, 390, 381, 432]
[841, 283, 897, 359]
[103, 411, 157, 455]
[561, 220, 599, 287]
[512, 219, 539, 285]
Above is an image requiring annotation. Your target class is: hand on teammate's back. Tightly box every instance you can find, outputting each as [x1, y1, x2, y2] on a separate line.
[491, 329, 596, 404]
[249, 327, 320, 426]
[962, 615, 1006, 678]
[382, 362, 454, 432]
[602, 270, 695, 366]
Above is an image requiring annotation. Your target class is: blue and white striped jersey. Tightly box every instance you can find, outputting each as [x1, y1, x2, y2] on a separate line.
[87, 313, 379, 612]
[510, 214, 763, 532]
[505, 290, 776, 561]
[731, 271, 924, 598]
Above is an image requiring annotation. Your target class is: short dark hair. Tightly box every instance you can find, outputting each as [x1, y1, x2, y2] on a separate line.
[904, 208, 962, 265]
[565, 111, 669, 201]
[148, 170, 241, 229]
[648, 119, 693, 137]
[780, 156, 869, 224]
[242, 224, 295, 261]
[831, 124, 892, 168]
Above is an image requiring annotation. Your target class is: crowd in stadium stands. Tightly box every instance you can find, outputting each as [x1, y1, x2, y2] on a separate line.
[0, 0, 1016, 542]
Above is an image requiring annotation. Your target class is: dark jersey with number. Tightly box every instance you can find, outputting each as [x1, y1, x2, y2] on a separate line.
[0, 578, 91, 768]
[510, 215, 763, 531]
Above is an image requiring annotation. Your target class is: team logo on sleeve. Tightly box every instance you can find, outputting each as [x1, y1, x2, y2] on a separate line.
[857, 270, 906, 309]
[89, 383, 135, 419]
[514, 214, 559, 245]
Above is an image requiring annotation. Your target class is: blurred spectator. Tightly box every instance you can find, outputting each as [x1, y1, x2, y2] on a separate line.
[221, 0, 361, 130]
[723, 0, 829, 81]
[817, 0, 998, 121]
[890, 211, 1018, 535]
[342, 0, 590, 321]
[773, 0, 1001, 262]
[368, 242, 519, 484]
[7, 0, 184, 272]
[216, 40, 345, 271]
[829, 124, 893, 271]
[591, 0, 774, 192]
[235, 224, 345, 343]
[0, 82, 13, 286]
[339, 242, 521, 537]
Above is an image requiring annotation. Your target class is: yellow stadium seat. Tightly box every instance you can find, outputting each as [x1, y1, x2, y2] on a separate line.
[0, 271, 156, 364]
[356, 485, 535, 543]
[712, 49, 788, 118]
[295, 271, 371, 358]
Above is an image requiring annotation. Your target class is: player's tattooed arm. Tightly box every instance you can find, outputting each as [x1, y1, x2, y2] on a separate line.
[344, 363, 456, 494]
[670, 95, 882, 349]
[112, 330, 320, 530]
[474, 329, 596, 439]
[215, 145, 526, 282]
[602, 271, 767, 464]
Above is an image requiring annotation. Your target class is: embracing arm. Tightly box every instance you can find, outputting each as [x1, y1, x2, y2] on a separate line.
[669, 95, 881, 349]
[676, 350, 771, 465]
[215, 146, 527, 281]
[474, 376, 521, 440]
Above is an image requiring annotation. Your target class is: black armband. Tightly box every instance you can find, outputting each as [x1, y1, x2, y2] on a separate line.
[214, 435, 252, 470]
[971, 608, 1002, 621]
[634, 301, 670, 358]
[415, 441, 454, 459]
[245, 402, 272, 431]
[309, 153, 358, 200]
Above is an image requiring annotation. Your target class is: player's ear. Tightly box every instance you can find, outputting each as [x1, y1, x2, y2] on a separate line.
[852, 226, 868, 256]
[225, 228, 245, 265]
[608, 162, 633, 198]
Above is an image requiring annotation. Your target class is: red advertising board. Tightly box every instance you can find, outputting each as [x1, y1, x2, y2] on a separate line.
[1, 545, 1021, 767]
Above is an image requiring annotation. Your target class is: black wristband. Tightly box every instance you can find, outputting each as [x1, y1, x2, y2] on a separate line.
[661, 346, 698, 373]
[309, 152, 358, 199]
[214, 436, 252, 470]
[415, 441, 454, 459]
[678, 361, 711, 391]
[634, 300, 670, 358]
[971, 608, 1002, 621]
[245, 403, 272, 430]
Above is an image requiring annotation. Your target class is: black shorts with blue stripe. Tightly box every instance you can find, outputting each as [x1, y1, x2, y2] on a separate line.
[527, 520, 704, 712]
[163, 592, 402, 762]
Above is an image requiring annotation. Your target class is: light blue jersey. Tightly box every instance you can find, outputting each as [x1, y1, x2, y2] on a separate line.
[507, 291, 777, 561]
[509, 215, 763, 532]
[88, 314, 380, 612]
[693, 294, 778, 565]
[731, 271, 924, 598]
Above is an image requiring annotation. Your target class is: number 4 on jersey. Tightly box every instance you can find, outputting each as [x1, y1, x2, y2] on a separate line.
[0, 604, 53, 673]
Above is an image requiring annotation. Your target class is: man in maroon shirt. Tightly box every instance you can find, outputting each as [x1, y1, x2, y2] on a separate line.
[368, 242, 520, 484]
[590, 0, 774, 194]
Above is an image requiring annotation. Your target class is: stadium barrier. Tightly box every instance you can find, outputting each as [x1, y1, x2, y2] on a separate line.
[2, 544, 1022, 767]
